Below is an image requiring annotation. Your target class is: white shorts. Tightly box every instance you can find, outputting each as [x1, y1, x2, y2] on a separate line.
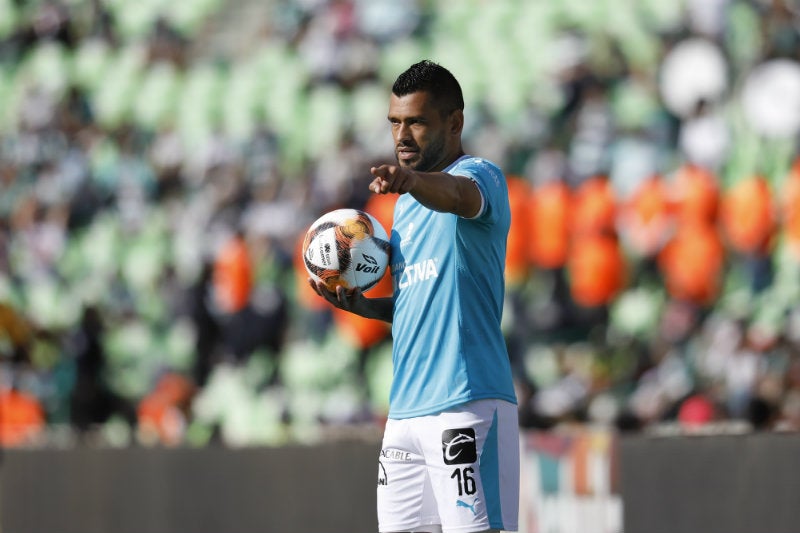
[377, 399, 520, 533]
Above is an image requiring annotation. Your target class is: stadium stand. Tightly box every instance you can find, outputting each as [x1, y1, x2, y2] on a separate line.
[0, 0, 799, 448]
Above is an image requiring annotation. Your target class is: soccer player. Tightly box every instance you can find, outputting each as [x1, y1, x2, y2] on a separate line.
[309, 60, 519, 533]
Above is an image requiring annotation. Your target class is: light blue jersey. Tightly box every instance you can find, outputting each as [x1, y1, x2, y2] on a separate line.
[387, 155, 517, 419]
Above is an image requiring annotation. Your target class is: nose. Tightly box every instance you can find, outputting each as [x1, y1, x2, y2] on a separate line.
[394, 122, 412, 144]
[392, 120, 411, 139]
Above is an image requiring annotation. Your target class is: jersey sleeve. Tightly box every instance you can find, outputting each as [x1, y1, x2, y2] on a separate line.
[450, 158, 506, 223]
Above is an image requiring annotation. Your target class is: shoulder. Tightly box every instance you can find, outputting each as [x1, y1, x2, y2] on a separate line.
[450, 157, 509, 223]
[450, 156, 505, 191]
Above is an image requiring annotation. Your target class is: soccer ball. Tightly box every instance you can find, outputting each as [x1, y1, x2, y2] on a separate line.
[302, 208, 390, 293]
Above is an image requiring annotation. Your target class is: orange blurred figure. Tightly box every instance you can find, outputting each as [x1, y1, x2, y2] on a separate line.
[658, 222, 725, 305]
[571, 175, 617, 237]
[212, 232, 253, 313]
[529, 180, 572, 269]
[333, 305, 391, 349]
[781, 158, 800, 259]
[505, 175, 534, 285]
[720, 175, 776, 254]
[137, 372, 195, 446]
[363, 192, 398, 238]
[0, 387, 45, 447]
[670, 164, 720, 227]
[567, 233, 626, 307]
[620, 174, 672, 257]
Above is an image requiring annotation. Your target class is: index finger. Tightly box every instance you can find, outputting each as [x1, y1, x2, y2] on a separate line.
[369, 177, 386, 194]
[370, 165, 396, 179]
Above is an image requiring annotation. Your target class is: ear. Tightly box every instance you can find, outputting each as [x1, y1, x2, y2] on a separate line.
[449, 109, 464, 135]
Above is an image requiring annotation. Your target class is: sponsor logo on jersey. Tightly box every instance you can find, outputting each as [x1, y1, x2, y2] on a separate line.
[380, 448, 413, 461]
[396, 258, 439, 289]
[441, 428, 477, 465]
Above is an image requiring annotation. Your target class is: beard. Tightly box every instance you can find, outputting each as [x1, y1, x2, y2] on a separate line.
[396, 134, 447, 172]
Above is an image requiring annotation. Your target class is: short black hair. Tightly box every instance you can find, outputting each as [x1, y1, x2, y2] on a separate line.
[392, 60, 464, 114]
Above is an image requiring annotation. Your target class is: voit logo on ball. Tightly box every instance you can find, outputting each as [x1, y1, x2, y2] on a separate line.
[356, 253, 381, 274]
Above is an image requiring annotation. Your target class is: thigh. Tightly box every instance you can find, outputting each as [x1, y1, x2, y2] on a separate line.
[377, 418, 441, 533]
[418, 400, 520, 533]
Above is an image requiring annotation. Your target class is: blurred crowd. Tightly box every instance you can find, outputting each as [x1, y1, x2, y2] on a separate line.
[1, 0, 800, 448]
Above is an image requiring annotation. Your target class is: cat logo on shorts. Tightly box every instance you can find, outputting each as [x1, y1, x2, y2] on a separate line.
[441, 428, 477, 465]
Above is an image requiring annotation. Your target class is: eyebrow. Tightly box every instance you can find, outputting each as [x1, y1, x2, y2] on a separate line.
[387, 114, 426, 123]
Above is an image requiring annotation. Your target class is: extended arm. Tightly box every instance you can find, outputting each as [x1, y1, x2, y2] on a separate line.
[370, 165, 482, 219]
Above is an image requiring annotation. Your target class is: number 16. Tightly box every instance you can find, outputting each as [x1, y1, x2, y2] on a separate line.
[451, 467, 476, 496]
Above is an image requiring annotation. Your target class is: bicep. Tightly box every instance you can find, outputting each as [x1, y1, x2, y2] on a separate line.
[453, 175, 485, 219]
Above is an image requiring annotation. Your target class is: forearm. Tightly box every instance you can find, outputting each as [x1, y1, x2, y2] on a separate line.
[409, 171, 481, 218]
[357, 296, 394, 323]
[370, 164, 482, 218]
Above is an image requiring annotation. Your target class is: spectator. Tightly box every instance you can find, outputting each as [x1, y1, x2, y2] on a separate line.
[69, 306, 136, 435]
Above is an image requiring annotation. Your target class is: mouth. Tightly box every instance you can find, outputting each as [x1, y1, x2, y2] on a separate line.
[396, 147, 418, 162]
